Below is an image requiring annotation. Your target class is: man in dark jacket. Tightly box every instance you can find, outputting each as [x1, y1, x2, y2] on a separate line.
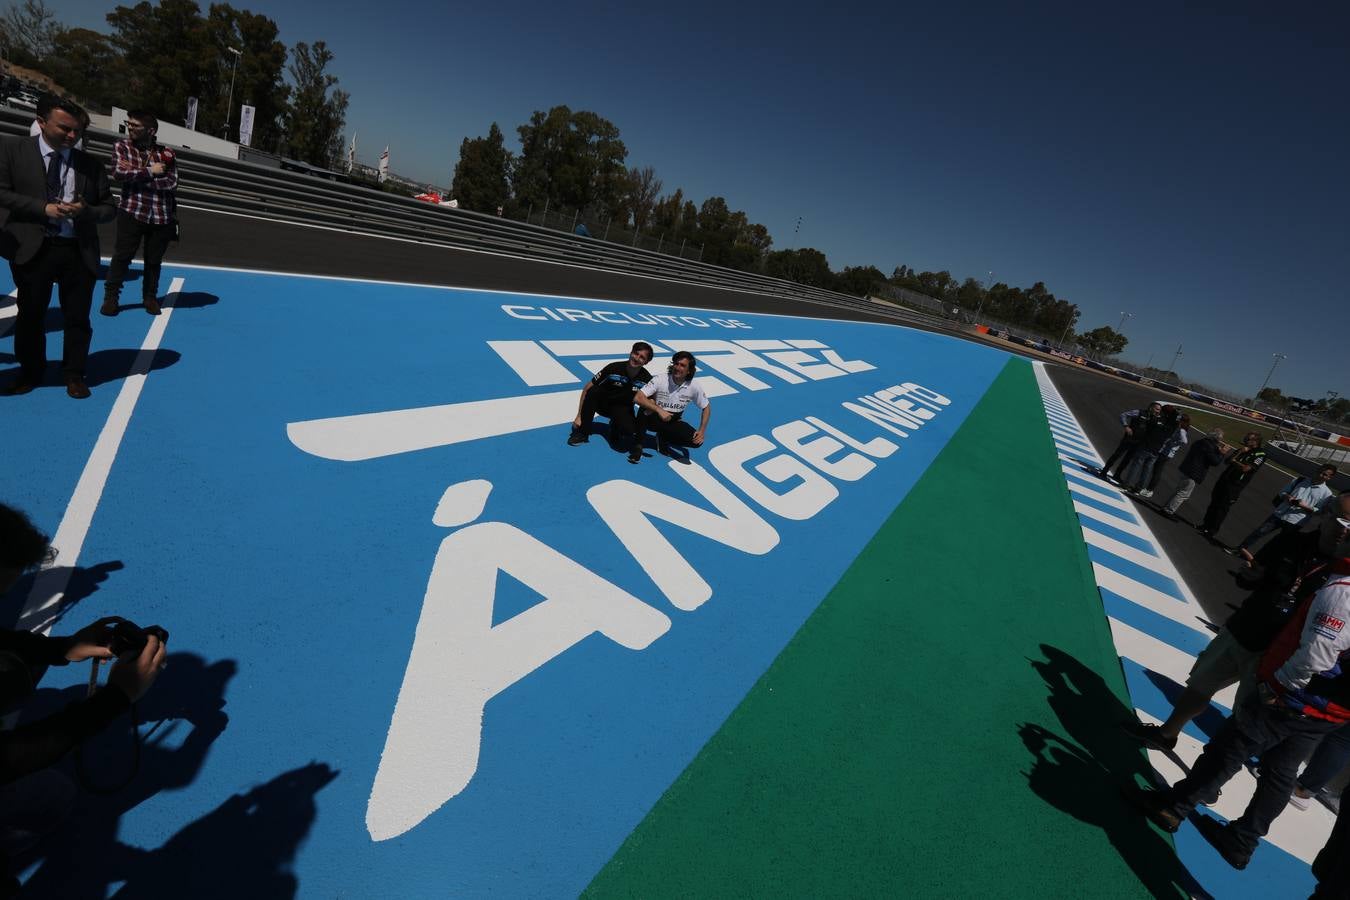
[0, 94, 116, 398]
[1098, 402, 1162, 482]
[1124, 512, 1350, 869]
[1120, 405, 1181, 493]
[1198, 431, 1267, 538]
[1159, 427, 1226, 520]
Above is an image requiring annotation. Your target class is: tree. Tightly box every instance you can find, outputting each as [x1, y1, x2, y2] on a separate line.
[1078, 326, 1128, 357]
[107, 0, 217, 130]
[512, 106, 628, 217]
[283, 40, 348, 167]
[624, 165, 662, 233]
[450, 122, 512, 213]
[46, 28, 127, 110]
[205, 4, 289, 150]
[1256, 387, 1289, 409]
[834, 265, 886, 297]
[1, 0, 60, 67]
[764, 248, 832, 288]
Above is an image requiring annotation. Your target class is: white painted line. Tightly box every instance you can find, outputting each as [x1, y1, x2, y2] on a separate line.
[1092, 563, 1197, 623]
[1081, 527, 1163, 568]
[1072, 501, 1154, 540]
[19, 277, 187, 633]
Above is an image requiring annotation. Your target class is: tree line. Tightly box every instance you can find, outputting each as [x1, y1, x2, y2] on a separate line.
[0, 0, 348, 167]
[5, 0, 1148, 362]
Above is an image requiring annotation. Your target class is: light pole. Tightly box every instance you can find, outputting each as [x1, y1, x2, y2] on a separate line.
[976, 271, 993, 323]
[222, 46, 242, 140]
[1255, 352, 1287, 404]
[1117, 311, 1134, 332]
[1169, 343, 1183, 374]
[1057, 321, 1073, 349]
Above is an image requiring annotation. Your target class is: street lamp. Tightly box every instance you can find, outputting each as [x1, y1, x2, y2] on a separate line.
[976, 270, 993, 323]
[1117, 311, 1134, 332]
[1255, 352, 1287, 404]
[1169, 343, 1183, 373]
[222, 46, 242, 141]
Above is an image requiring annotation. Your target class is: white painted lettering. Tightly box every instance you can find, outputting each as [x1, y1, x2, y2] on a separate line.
[710, 434, 839, 521]
[773, 420, 876, 481]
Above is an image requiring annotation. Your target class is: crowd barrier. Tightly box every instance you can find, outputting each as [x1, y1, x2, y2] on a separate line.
[0, 108, 934, 330]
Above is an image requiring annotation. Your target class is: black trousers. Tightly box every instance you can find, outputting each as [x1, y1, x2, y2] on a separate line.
[1102, 436, 1138, 477]
[577, 393, 639, 446]
[1161, 695, 1338, 857]
[636, 411, 699, 450]
[1202, 479, 1245, 534]
[104, 211, 174, 301]
[9, 240, 95, 381]
[1312, 799, 1350, 898]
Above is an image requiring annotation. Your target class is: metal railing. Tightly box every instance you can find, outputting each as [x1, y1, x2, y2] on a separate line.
[0, 107, 925, 326]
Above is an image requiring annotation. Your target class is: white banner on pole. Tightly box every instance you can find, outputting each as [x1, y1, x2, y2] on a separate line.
[347, 133, 357, 173]
[238, 104, 256, 147]
[378, 146, 389, 183]
[185, 97, 198, 132]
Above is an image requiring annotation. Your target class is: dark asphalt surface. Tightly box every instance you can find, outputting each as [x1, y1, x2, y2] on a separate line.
[130, 207, 1299, 630]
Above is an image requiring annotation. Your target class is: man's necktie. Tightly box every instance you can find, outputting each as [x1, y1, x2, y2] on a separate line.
[46, 150, 64, 236]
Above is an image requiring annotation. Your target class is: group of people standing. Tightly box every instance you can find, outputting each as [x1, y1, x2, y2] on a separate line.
[1099, 398, 1350, 893]
[1, 94, 179, 399]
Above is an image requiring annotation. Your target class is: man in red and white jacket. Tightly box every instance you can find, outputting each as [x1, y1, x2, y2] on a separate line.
[101, 110, 177, 317]
[1125, 521, 1350, 870]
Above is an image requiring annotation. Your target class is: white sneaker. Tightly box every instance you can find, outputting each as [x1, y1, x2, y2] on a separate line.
[1289, 787, 1313, 810]
[1139, 489, 1153, 498]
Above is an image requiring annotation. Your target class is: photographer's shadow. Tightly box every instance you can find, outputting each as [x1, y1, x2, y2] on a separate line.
[17, 653, 236, 898]
[1021, 644, 1208, 899]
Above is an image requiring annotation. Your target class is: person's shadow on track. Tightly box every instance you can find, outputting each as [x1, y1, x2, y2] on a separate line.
[1020, 644, 1208, 899]
[15, 653, 239, 899]
[0, 561, 125, 631]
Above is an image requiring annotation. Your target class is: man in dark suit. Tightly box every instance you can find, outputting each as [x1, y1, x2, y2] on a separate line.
[0, 94, 115, 399]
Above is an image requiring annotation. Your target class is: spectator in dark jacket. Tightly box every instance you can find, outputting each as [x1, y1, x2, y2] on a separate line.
[1098, 402, 1162, 481]
[1199, 432, 1268, 538]
[1120, 405, 1181, 493]
[1159, 427, 1226, 519]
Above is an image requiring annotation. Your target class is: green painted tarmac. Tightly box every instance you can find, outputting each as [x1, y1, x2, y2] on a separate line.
[586, 359, 1192, 898]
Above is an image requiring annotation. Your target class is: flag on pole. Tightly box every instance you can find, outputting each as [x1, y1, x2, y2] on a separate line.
[238, 104, 256, 147]
[378, 147, 389, 183]
[185, 97, 199, 131]
[347, 134, 357, 173]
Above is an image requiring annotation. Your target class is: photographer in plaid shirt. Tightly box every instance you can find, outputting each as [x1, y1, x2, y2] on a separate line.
[101, 111, 177, 317]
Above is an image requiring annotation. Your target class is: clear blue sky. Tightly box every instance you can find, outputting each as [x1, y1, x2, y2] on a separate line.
[55, 0, 1348, 403]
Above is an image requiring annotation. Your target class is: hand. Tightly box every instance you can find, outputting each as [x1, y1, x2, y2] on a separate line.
[149, 162, 166, 176]
[58, 200, 84, 219]
[63, 616, 120, 662]
[691, 429, 705, 447]
[1124, 427, 1133, 437]
[658, 410, 673, 422]
[44, 202, 64, 220]
[107, 634, 166, 703]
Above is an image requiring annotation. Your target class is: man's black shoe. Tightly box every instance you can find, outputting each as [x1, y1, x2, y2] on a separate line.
[628, 451, 642, 465]
[1, 379, 37, 396]
[1194, 816, 1251, 870]
[567, 429, 588, 446]
[1122, 720, 1178, 752]
[65, 376, 91, 399]
[1119, 784, 1182, 833]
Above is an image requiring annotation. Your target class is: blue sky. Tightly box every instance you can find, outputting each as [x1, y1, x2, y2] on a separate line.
[54, 0, 1348, 404]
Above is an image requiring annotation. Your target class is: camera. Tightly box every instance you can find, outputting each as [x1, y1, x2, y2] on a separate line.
[107, 619, 169, 657]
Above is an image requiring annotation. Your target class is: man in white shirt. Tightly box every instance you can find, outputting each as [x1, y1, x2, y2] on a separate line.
[1234, 465, 1338, 565]
[630, 350, 711, 465]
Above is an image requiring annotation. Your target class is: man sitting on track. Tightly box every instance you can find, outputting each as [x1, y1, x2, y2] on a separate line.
[567, 341, 654, 454]
[630, 350, 711, 465]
